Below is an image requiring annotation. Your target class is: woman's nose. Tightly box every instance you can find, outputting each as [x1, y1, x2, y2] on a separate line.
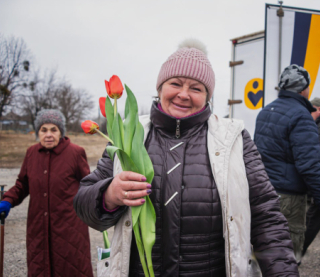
[178, 86, 190, 99]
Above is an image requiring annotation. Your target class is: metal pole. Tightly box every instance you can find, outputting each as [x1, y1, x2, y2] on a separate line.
[277, 1, 284, 81]
[0, 212, 4, 277]
[0, 186, 6, 201]
[0, 185, 7, 277]
[98, 105, 101, 126]
[229, 40, 236, 118]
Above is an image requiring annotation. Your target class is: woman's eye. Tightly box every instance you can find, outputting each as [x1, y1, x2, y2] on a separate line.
[192, 87, 201, 92]
[171, 82, 180, 86]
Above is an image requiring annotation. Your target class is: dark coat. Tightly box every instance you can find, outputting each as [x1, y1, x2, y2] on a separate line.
[254, 90, 320, 208]
[316, 117, 320, 142]
[3, 137, 93, 277]
[129, 105, 226, 276]
[74, 103, 298, 276]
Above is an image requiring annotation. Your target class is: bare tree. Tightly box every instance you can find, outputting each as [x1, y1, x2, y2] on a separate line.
[0, 35, 31, 118]
[54, 83, 94, 132]
[19, 69, 58, 131]
[18, 69, 94, 133]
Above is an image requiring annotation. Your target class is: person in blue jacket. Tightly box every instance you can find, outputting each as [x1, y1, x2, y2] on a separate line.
[302, 97, 320, 259]
[254, 64, 320, 265]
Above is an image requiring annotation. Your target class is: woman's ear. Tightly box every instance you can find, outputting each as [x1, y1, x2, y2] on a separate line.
[157, 84, 163, 99]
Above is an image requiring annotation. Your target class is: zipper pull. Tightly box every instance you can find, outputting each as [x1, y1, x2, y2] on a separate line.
[175, 119, 180, 138]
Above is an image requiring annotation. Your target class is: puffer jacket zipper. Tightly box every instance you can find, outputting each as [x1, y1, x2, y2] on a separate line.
[175, 119, 180, 138]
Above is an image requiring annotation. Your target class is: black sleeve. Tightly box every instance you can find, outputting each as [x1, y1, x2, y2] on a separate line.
[242, 129, 299, 276]
[73, 145, 128, 231]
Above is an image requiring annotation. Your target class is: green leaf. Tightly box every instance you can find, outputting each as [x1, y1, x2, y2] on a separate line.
[123, 84, 138, 157]
[131, 114, 146, 176]
[130, 115, 156, 276]
[133, 224, 149, 277]
[139, 196, 156, 277]
[130, 115, 147, 227]
[134, 117, 154, 184]
[103, 230, 110, 249]
[131, 206, 142, 231]
[112, 108, 123, 150]
[140, 144, 154, 184]
[118, 113, 124, 147]
[106, 146, 138, 173]
[105, 96, 114, 139]
[107, 144, 143, 228]
[105, 84, 156, 277]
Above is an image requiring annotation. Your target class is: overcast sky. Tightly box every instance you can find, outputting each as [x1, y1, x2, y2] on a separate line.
[1, 0, 320, 118]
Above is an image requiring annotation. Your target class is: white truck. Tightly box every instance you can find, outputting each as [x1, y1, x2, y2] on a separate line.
[229, 3, 320, 137]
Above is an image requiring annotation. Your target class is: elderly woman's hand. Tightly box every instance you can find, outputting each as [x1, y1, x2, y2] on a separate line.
[104, 171, 152, 209]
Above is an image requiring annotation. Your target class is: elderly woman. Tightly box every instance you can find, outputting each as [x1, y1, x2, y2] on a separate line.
[0, 110, 93, 277]
[74, 40, 298, 276]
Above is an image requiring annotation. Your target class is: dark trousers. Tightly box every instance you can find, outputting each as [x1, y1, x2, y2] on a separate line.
[278, 193, 307, 263]
[302, 201, 320, 256]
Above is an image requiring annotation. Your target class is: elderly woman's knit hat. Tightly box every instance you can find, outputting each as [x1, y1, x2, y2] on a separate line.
[156, 39, 215, 100]
[278, 64, 310, 93]
[35, 109, 66, 137]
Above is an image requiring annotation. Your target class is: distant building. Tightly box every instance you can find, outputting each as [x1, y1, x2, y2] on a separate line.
[0, 112, 32, 133]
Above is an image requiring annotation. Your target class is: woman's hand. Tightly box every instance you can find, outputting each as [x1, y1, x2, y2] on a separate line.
[104, 171, 152, 209]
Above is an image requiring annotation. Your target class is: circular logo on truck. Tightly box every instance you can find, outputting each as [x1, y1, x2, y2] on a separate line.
[244, 78, 263, 110]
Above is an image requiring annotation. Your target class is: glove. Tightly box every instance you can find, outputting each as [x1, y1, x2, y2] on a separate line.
[0, 201, 12, 218]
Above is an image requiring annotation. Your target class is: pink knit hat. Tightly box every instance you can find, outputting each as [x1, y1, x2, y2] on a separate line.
[156, 39, 215, 99]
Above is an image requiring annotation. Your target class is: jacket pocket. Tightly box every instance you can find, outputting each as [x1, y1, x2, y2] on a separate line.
[278, 194, 292, 217]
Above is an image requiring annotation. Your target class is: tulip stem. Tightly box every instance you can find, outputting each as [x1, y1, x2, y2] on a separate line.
[95, 129, 114, 145]
[114, 97, 118, 116]
[103, 230, 110, 249]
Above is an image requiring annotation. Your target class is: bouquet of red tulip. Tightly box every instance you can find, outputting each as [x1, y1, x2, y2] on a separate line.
[81, 76, 156, 277]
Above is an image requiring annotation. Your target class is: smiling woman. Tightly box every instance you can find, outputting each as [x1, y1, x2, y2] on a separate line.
[74, 38, 299, 277]
[159, 77, 207, 118]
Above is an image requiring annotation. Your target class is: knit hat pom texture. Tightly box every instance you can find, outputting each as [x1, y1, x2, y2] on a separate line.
[34, 109, 66, 137]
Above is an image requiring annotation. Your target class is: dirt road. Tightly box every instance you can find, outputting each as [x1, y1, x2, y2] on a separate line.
[1, 168, 319, 276]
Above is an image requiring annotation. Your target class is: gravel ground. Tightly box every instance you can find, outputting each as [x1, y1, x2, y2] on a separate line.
[1, 168, 320, 276]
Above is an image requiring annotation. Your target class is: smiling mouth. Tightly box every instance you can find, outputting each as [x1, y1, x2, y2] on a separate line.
[172, 102, 191, 109]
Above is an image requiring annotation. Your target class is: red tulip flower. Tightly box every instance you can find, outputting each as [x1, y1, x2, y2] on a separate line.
[81, 120, 114, 144]
[105, 75, 123, 99]
[99, 97, 106, 117]
[81, 120, 99, 134]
